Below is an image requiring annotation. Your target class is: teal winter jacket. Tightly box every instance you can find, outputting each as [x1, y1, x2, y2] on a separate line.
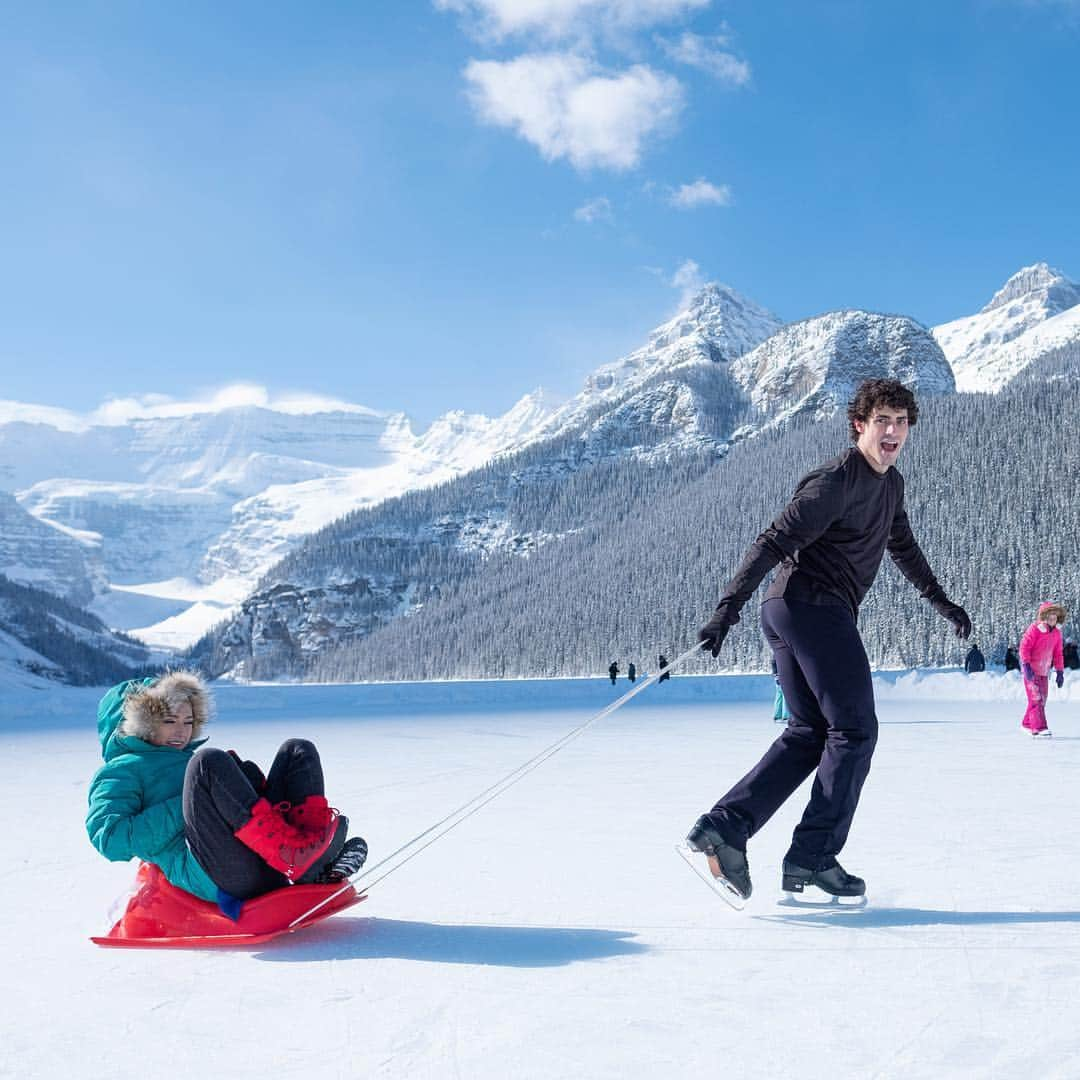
[86, 678, 219, 902]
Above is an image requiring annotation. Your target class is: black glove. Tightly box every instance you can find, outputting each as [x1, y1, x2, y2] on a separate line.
[1057, 670, 1065, 689]
[930, 596, 971, 640]
[698, 611, 732, 658]
[228, 749, 267, 793]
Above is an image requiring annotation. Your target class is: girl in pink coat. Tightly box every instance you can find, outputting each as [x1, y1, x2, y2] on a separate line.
[1019, 601, 1067, 737]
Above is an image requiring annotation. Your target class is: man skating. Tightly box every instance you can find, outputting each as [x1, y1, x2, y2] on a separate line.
[687, 379, 971, 902]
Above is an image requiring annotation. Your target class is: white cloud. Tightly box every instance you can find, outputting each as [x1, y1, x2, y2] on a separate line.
[668, 177, 732, 208]
[672, 258, 704, 306]
[435, 0, 710, 42]
[574, 195, 614, 222]
[89, 385, 384, 425]
[464, 52, 683, 170]
[0, 386, 383, 431]
[657, 31, 751, 85]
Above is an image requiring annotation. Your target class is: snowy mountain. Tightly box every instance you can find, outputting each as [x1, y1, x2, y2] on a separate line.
[0, 391, 553, 648]
[731, 309, 955, 422]
[933, 262, 1080, 391]
[0, 491, 107, 606]
[528, 283, 783, 445]
[191, 292, 961, 681]
[0, 574, 152, 686]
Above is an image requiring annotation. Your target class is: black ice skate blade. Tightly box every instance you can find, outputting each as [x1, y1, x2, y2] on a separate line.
[675, 843, 747, 910]
[778, 889, 868, 909]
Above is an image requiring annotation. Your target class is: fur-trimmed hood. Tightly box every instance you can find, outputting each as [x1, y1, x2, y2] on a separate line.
[1038, 602, 1067, 626]
[119, 671, 213, 743]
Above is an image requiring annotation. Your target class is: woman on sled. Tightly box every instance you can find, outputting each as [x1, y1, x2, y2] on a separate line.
[86, 670, 367, 918]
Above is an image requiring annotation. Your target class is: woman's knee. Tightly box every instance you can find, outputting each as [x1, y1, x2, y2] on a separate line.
[187, 746, 232, 780]
[278, 737, 318, 759]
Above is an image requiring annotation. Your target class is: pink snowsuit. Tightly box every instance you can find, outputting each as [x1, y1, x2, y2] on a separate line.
[1019, 621, 1065, 732]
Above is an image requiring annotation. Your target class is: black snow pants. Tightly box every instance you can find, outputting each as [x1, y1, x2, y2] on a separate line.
[709, 598, 878, 870]
[183, 738, 326, 899]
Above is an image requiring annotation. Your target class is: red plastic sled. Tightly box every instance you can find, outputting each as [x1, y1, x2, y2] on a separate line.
[91, 862, 365, 948]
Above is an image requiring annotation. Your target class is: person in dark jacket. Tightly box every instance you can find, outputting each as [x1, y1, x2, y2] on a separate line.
[658, 655, 671, 683]
[87, 672, 367, 912]
[687, 379, 970, 902]
[964, 644, 986, 673]
[1004, 646, 1021, 672]
[628, 662, 637, 682]
[1064, 638, 1079, 671]
[608, 661, 619, 685]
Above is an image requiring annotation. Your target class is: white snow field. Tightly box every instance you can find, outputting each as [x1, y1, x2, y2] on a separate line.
[4, 669, 1079, 1080]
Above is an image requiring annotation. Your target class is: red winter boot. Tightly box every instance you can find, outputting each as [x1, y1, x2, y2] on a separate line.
[285, 794, 334, 832]
[233, 797, 340, 883]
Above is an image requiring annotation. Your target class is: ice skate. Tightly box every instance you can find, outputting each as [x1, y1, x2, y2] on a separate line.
[677, 814, 752, 908]
[317, 836, 368, 882]
[1032, 728, 1053, 738]
[780, 858, 867, 907]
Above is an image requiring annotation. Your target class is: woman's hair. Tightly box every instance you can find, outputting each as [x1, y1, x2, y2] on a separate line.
[120, 670, 213, 741]
[847, 379, 919, 442]
[1037, 602, 1067, 625]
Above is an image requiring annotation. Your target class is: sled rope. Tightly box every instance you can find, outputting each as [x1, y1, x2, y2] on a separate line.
[288, 640, 707, 928]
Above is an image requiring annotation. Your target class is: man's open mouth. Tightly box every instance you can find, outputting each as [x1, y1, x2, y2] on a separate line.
[881, 440, 899, 453]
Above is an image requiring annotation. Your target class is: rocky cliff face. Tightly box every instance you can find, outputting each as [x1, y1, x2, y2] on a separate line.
[0, 492, 106, 607]
[732, 310, 955, 423]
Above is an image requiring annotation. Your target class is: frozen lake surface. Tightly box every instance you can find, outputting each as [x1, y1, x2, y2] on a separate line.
[2, 669, 1078, 1079]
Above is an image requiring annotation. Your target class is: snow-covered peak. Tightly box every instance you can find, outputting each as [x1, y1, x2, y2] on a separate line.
[646, 283, 783, 356]
[934, 262, 1080, 392]
[732, 310, 955, 423]
[533, 282, 783, 443]
[980, 262, 1080, 315]
[416, 390, 553, 471]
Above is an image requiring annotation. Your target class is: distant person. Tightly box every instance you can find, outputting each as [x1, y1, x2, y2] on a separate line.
[658, 654, 671, 683]
[87, 672, 367, 912]
[687, 379, 970, 903]
[1064, 638, 1080, 671]
[628, 662, 637, 683]
[608, 662, 619, 685]
[771, 658, 790, 723]
[963, 643, 986, 674]
[1019, 602, 1067, 737]
[1004, 646, 1020, 672]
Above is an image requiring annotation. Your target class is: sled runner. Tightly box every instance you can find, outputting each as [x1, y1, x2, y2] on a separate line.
[91, 862, 365, 948]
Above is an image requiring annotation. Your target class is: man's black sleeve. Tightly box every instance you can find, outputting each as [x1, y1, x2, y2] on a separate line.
[711, 468, 847, 626]
[887, 501, 945, 600]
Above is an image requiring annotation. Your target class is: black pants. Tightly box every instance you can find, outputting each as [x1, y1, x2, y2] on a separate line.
[709, 598, 878, 870]
[183, 738, 325, 899]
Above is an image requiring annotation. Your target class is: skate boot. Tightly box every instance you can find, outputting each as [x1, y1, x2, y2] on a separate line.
[782, 857, 866, 905]
[683, 814, 752, 902]
[1032, 729, 1053, 738]
[316, 836, 368, 883]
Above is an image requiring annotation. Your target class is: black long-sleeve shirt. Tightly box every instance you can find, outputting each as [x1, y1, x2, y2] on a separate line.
[715, 447, 944, 624]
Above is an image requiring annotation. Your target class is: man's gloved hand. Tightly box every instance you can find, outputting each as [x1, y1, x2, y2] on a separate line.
[698, 611, 732, 658]
[930, 596, 972, 639]
[1022, 663, 1035, 683]
[1057, 670, 1065, 689]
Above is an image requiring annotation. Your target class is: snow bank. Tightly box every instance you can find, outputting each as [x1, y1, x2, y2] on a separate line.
[6, 667, 1073, 728]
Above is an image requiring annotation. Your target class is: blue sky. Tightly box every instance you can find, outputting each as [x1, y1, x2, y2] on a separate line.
[1, 0, 1077, 427]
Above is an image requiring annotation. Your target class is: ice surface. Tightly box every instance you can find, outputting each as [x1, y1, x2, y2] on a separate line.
[3, 669, 1079, 1079]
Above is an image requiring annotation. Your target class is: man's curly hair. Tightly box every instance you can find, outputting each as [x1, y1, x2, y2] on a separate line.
[847, 379, 919, 442]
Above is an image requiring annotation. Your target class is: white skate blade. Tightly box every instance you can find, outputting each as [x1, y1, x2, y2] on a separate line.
[675, 843, 747, 910]
[779, 887, 868, 909]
